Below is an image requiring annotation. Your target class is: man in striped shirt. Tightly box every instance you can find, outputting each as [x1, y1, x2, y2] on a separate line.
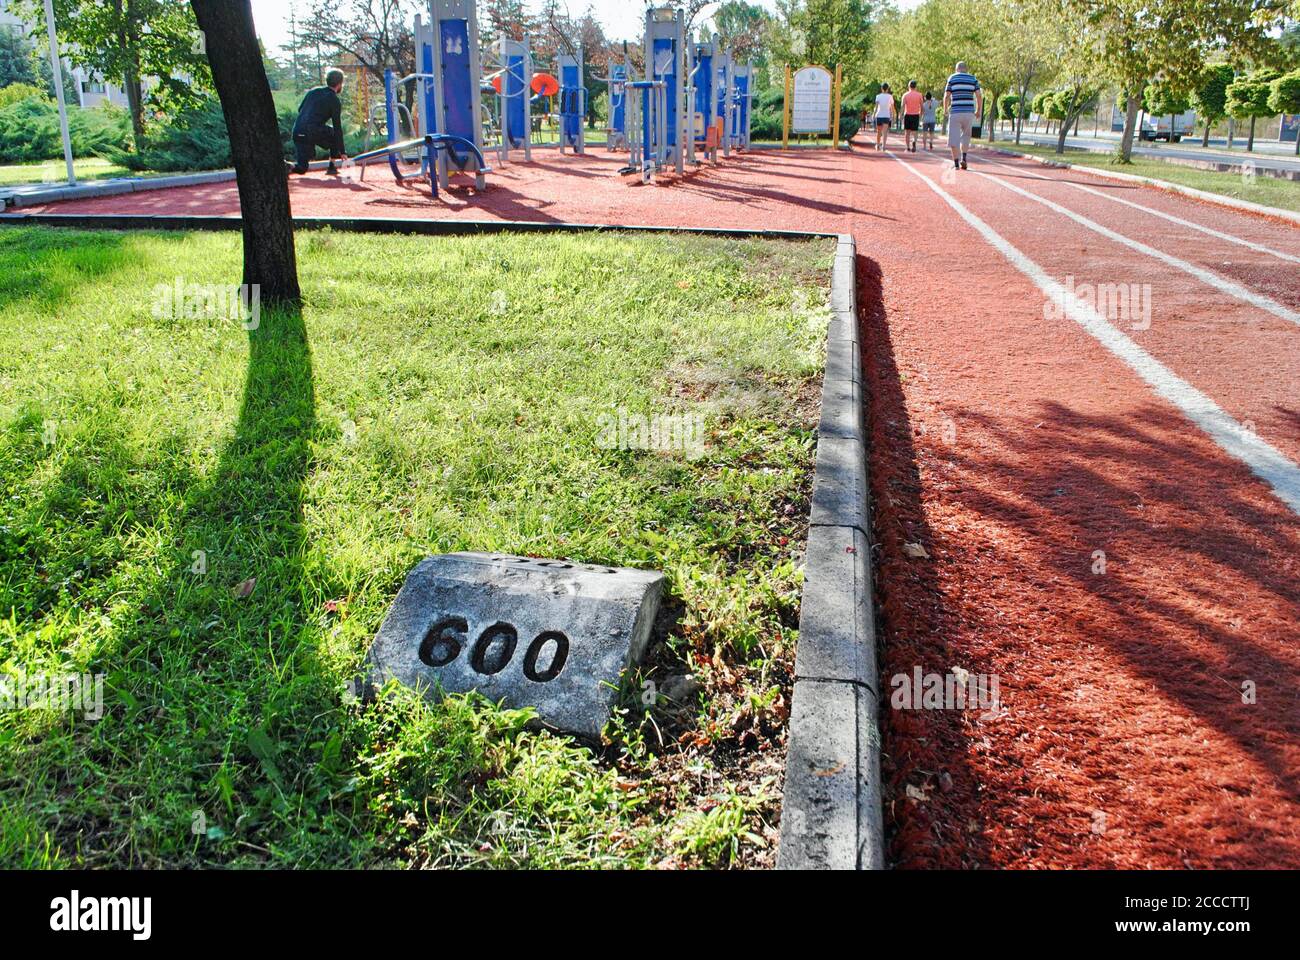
[943, 61, 983, 170]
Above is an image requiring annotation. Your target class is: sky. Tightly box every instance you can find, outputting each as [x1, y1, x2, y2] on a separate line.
[250, 1, 924, 54]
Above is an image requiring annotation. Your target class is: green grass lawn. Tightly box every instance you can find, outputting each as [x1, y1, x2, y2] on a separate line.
[0, 225, 834, 868]
[0, 158, 135, 188]
[990, 142, 1300, 213]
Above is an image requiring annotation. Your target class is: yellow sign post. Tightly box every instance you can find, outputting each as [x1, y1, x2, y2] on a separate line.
[783, 64, 843, 148]
[783, 65, 793, 150]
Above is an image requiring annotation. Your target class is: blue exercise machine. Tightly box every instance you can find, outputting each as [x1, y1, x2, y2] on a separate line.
[557, 47, 587, 155]
[604, 58, 628, 151]
[347, 0, 489, 197]
[691, 33, 719, 164]
[731, 60, 753, 151]
[624, 6, 688, 182]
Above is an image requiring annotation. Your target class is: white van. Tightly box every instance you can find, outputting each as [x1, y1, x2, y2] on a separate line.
[1110, 107, 1198, 142]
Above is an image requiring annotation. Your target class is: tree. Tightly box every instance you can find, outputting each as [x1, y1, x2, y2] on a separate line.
[190, 0, 299, 306]
[1037, 1, 1102, 151]
[1059, 0, 1285, 162]
[482, 0, 536, 43]
[714, 1, 772, 67]
[1268, 69, 1300, 154]
[867, 0, 1006, 136]
[298, 0, 415, 97]
[1226, 68, 1281, 151]
[1144, 78, 1191, 141]
[986, 0, 1057, 143]
[1191, 63, 1233, 146]
[770, 0, 875, 97]
[16, 0, 211, 153]
[998, 92, 1021, 130]
[0, 24, 38, 87]
[1050, 85, 1099, 149]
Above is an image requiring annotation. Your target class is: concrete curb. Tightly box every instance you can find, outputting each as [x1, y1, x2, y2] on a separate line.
[0, 211, 836, 243]
[2, 170, 237, 209]
[978, 145, 1300, 227]
[776, 234, 884, 870]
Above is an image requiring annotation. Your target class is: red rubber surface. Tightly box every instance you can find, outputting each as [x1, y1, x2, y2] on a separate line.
[26, 144, 1300, 868]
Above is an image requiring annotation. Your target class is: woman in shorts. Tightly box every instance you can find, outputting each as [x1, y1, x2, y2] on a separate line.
[921, 92, 938, 151]
[874, 83, 896, 151]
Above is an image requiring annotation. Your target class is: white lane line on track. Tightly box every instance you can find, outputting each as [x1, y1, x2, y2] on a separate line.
[973, 154, 1300, 266]
[889, 150, 1300, 517]
[960, 163, 1300, 328]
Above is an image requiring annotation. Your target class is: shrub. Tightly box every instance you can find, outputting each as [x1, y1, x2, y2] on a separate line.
[0, 98, 130, 163]
[104, 98, 301, 172]
[0, 82, 48, 111]
[1268, 70, 1300, 117]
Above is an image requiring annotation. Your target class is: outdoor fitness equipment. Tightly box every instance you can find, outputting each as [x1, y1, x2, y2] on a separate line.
[691, 33, 722, 164]
[485, 35, 534, 163]
[604, 58, 629, 151]
[626, 6, 688, 182]
[356, 0, 489, 195]
[730, 60, 753, 151]
[557, 46, 587, 155]
[712, 43, 734, 158]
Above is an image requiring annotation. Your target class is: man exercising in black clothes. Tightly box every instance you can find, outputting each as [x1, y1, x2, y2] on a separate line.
[289, 68, 347, 175]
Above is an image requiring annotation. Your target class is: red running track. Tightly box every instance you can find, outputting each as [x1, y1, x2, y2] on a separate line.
[25, 143, 1300, 868]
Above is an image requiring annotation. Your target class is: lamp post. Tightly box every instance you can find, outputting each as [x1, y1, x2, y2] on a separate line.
[42, 0, 77, 185]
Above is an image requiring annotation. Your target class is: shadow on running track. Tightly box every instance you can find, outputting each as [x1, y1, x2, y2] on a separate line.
[858, 256, 994, 869]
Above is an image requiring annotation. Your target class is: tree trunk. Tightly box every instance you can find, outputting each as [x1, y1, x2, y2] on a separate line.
[124, 62, 146, 152]
[111, 0, 146, 153]
[1247, 115, 1255, 152]
[1056, 92, 1078, 154]
[191, 0, 300, 306]
[1118, 92, 1141, 162]
[1227, 118, 1234, 149]
[1015, 84, 1028, 144]
[1202, 120, 1210, 147]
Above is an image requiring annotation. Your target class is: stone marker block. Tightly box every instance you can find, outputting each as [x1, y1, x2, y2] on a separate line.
[366, 553, 664, 738]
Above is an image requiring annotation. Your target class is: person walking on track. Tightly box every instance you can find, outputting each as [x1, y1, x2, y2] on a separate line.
[921, 91, 937, 151]
[874, 83, 896, 151]
[901, 80, 924, 152]
[943, 61, 982, 170]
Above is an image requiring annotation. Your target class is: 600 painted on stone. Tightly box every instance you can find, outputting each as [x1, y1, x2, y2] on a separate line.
[366, 553, 665, 738]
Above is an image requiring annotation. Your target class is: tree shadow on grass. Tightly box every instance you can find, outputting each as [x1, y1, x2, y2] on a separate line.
[0, 296, 373, 866]
[0, 227, 139, 312]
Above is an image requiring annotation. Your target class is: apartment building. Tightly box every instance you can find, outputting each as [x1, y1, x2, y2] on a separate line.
[0, 0, 130, 108]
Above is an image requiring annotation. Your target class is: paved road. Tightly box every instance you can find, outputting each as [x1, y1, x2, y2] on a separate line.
[1012, 130, 1300, 175]
[22, 143, 1300, 868]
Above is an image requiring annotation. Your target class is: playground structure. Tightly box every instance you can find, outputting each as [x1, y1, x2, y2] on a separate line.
[482, 37, 587, 163]
[604, 58, 629, 151]
[348, 0, 490, 197]
[345, 2, 751, 195]
[617, 7, 754, 183]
